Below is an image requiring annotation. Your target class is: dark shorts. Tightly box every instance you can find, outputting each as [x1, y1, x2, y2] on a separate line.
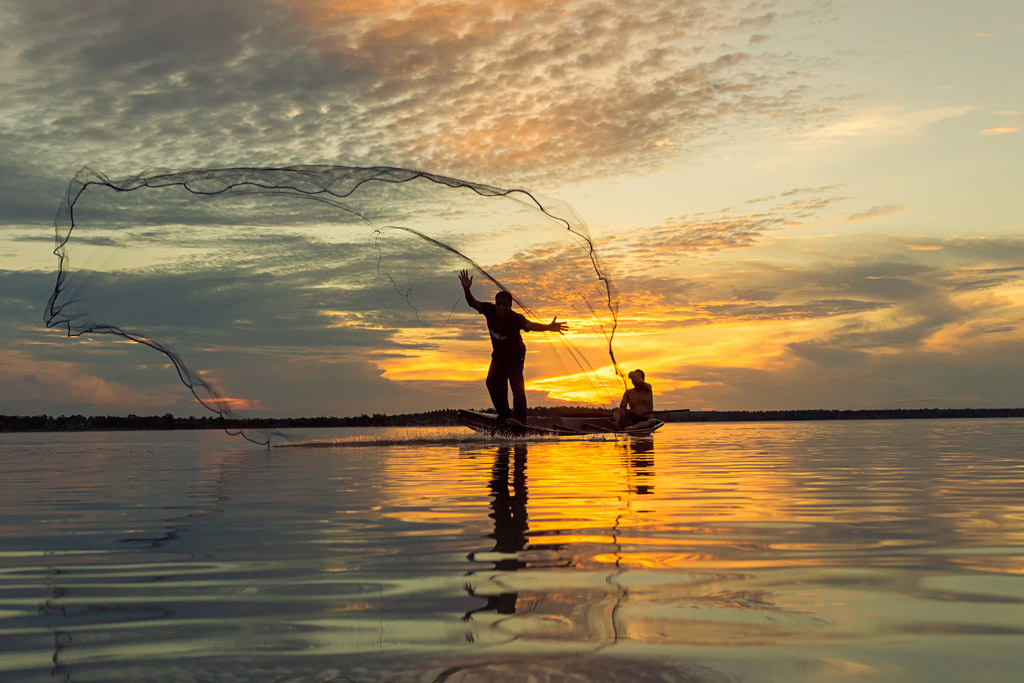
[487, 350, 527, 422]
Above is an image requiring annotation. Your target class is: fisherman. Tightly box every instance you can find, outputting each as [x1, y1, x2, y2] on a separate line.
[614, 369, 657, 431]
[459, 269, 567, 426]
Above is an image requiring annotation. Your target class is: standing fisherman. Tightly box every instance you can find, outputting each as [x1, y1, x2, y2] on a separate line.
[459, 270, 567, 426]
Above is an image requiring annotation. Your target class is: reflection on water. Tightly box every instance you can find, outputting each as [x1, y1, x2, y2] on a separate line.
[464, 444, 530, 624]
[2, 421, 1024, 681]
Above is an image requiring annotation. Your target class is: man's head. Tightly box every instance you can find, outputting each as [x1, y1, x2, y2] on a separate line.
[494, 290, 514, 311]
[628, 369, 645, 386]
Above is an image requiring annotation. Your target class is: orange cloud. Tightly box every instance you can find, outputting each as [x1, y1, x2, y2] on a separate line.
[0, 348, 164, 410]
[278, 0, 828, 183]
[606, 188, 861, 271]
[209, 396, 262, 412]
[981, 126, 1018, 136]
[379, 348, 489, 382]
[298, 0, 557, 24]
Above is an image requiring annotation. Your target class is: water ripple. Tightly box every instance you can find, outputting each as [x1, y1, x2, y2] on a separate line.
[2, 421, 1024, 681]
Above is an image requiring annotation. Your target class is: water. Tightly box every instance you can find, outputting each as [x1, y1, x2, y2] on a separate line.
[2, 420, 1023, 682]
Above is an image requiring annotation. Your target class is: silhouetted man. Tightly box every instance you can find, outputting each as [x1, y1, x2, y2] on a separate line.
[614, 369, 657, 431]
[459, 269, 567, 425]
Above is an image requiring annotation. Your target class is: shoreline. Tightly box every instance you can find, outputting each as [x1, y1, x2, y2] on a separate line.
[3, 407, 1024, 433]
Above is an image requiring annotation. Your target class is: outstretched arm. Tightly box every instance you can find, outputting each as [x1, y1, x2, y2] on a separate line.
[459, 269, 482, 311]
[524, 316, 568, 334]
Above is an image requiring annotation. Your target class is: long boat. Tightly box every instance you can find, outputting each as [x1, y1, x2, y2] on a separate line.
[457, 409, 665, 437]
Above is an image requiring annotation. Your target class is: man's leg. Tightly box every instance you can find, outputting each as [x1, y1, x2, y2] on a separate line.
[486, 356, 512, 421]
[508, 352, 527, 424]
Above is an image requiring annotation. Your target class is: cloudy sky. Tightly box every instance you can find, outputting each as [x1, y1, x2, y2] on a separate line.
[1, 0, 1022, 418]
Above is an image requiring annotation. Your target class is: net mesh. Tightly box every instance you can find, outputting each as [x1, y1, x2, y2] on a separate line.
[45, 165, 622, 445]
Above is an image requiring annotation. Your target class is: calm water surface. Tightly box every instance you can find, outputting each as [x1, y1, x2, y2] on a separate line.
[2, 420, 1023, 682]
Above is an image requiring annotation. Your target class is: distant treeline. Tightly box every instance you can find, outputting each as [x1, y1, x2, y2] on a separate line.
[676, 408, 1024, 422]
[1, 406, 1022, 433]
[0, 411, 461, 433]
[0, 406, 611, 433]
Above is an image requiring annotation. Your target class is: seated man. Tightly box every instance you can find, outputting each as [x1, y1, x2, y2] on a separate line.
[614, 369, 657, 431]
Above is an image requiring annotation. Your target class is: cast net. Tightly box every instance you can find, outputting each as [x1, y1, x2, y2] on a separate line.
[45, 166, 622, 444]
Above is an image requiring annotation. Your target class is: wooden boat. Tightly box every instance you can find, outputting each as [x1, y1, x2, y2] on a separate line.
[457, 410, 664, 437]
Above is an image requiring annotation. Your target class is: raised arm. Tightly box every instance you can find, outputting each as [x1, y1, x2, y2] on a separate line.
[523, 316, 568, 334]
[459, 269, 482, 311]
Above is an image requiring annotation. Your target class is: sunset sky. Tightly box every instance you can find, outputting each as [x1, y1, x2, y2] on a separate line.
[0, 0, 1021, 417]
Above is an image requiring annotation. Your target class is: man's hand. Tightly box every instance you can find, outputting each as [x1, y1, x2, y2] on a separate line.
[548, 317, 568, 334]
[459, 269, 473, 291]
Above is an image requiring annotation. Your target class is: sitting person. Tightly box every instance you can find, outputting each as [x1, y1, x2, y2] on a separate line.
[614, 369, 657, 431]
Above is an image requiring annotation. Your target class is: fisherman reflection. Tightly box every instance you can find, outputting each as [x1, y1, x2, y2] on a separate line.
[620, 437, 655, 496]
[629, 436, 654, 459]
[463, 443, 528, 620]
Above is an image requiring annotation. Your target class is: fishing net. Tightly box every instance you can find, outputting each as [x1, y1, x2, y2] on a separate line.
[45, 166, 621, 444]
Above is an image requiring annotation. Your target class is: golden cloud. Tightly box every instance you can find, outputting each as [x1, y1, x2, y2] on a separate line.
[981, 126, 1019, 136]
[282, 1, 831, 183]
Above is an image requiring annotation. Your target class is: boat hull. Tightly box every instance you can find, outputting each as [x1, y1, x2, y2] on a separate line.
[457, 410, 664, 436]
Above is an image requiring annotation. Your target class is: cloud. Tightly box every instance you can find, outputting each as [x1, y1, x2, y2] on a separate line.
[845, 204, 906, 223]
[703, 298, 888, 321]
[0, 262, 508, 416]
[937, 265, 1024, 292]
[0, 346, 180, 416]
[980, 127, 1018, 136]
[785, 341, 867, 368]
[603, 185, 858, 270]
[0, 161, 623, 415]
[656, 335, 1024, 411]
[0, 155, 71, 227]
[2, 1, 1021, 417]
[621, 213, 791, 256]
[798, 106, 974, 150]
[0, 0, 847, 222]
[625, 234, 1024, 411]
[8, 219, 1024, 416]
[604, 230, 1024, 400]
